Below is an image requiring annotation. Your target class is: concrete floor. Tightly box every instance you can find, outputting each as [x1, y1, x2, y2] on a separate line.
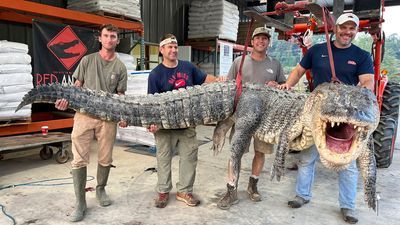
[0, 124, 399, 225]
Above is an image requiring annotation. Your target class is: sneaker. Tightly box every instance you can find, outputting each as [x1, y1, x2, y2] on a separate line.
[176, 192, 200, 207]
[288, 196, 310, 208]
[154, 192, 169, 208]
[341, 208, 358, 224]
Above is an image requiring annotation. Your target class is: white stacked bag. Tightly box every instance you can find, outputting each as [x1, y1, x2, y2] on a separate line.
[117, 52, 137, 71]
[67, 0, 141, 20]
[188, 0, 239, 42]
[0, 40, 33, 121]
[117, 70, 155, 147]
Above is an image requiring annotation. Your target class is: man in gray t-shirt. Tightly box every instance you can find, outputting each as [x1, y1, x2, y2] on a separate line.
[55, 24, 127, 222]
[218, 27, 286, 210]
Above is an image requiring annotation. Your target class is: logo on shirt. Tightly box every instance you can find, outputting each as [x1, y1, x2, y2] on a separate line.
[111, 73, 116, 80]
[321, 54, 328, 58]
[347, 60, 357, 65]
[266, 68, 274, 73]
[168, 72, 189, 89]
[174, 79, 186, 88]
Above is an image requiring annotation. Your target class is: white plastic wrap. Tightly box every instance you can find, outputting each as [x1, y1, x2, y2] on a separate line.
[117, 52, 137, 71]
[67, 0, 141, 20]
[0, 40, 29, 54]
[0, 73, 33, 86]
[117, 70, 155, 146]
[188, 0, 239, 41]
[0, 53, 31, 65]
[0, 64, 32, 74]
[0, 41, 33, 121]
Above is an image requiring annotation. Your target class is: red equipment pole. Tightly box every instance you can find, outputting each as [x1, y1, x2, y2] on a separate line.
[234, 18, 254, 109]
[322, 7, 340, 83]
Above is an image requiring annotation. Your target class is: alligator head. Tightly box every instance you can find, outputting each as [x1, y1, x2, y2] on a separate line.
[306, 83, 379, 170]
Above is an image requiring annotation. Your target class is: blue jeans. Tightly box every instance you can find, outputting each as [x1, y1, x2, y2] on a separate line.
[295, 145, 358, 210]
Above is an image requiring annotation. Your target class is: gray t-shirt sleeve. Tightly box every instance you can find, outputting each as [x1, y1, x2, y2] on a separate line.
[117, 63, 128, 93]
[227, 56, 242, 80]
[72, 56, 87, 82]
[276, 61, 286, 83]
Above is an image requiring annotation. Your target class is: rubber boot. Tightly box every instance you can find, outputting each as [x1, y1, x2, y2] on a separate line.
[96, 164, 111, 207]
[247, 177, 261, 202]
[70, 167, 87, 222]
[217, 183, 239, 210]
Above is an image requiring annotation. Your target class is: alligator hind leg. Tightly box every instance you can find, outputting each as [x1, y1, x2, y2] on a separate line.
[218, 93, 262, 210]
[227, 92, 263, 187]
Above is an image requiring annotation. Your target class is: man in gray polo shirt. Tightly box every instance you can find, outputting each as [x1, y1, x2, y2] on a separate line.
[218, 27, 286, 210]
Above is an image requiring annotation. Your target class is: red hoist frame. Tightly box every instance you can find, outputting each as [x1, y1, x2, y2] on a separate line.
[237, 0, 387, 111]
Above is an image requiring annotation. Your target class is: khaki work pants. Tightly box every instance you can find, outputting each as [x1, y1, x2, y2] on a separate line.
[154, 127, 198, 194]
[71, 112, 117, 168]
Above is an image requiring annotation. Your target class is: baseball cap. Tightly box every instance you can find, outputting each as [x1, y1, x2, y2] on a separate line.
[252, 27, 271, 39]
[336, 13, 359, 27]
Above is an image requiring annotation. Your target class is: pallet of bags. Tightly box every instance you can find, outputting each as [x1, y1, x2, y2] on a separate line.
[188, 0, 239, 42]
[0, 40, 33, 122]
[117, 52, 137, 71]
[116, 70, 155, 146]
[67, 0, 141, 21]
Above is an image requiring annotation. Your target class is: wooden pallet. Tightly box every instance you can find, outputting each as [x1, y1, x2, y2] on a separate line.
[0, 118, 31, 128]
[92, 10, 141, 22]
[187, 37, 236, 43]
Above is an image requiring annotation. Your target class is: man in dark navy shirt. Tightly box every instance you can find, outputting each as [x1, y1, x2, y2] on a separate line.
[147, 33, 224, 208]
[279, 13, 374, 224]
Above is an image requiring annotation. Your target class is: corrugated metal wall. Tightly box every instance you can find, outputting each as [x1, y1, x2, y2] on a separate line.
[141, 0, 191, 44]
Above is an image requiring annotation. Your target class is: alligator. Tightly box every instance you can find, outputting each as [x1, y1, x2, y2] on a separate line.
[16, 81, 379, 210]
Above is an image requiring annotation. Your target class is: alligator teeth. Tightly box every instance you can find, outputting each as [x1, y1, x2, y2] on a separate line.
[331, 121, 334, 127]
[354, 125, 357, 129]
[358, 127, 362, 132]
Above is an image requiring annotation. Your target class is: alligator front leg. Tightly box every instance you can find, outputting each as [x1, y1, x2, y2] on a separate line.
[212, 117, 235, 155]
[357, 137, 377, 210]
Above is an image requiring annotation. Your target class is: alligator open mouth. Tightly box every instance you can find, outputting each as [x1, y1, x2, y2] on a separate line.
[325, 122, 357, 153]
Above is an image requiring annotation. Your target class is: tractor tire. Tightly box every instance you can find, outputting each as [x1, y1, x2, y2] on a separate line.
[373, 116, 398, 168]
[381, 81, 400, 118]
[373, 81, 400, 168]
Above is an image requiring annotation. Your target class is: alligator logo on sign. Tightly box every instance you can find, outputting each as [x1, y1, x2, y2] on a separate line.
[47, 26, 87, 70]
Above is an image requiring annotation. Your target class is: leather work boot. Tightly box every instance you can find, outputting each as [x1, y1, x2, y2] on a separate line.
[176, 192, 200, 207]
[341, 208, 358, 224]
[154, 192, 169, 208]
[288, 196, 310, 208]
[247, 177, 261, 202]
[70, 167, 87, 222]
[96, 164, 112, 207]
[217, 183, 239, 210]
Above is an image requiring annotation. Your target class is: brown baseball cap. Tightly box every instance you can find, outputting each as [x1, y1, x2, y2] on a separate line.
[252, 27, 271, 39]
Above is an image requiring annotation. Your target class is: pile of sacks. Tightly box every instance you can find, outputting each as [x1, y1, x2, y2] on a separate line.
[67, 0, 141, 20]
[117, 52, 137, 71]
[188, 0, 239, 42]
[0, 40, 33, 121]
